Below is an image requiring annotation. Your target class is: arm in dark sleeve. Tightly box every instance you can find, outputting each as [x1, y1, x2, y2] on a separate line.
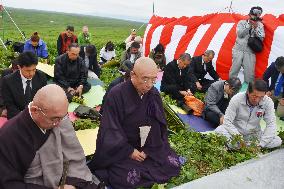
[263, 64, 274, 90]
[2, 78, 21, 119]
[89, 91, 134, 169]
[161, 65, 180, 93]
[79, 59, 88, 85]
[57, 34, 62, 56]
[207, 62, 220, 80]
[188, 60, 198, 83]
[90, 55, 101, 77]
[54, 57, 70, 88]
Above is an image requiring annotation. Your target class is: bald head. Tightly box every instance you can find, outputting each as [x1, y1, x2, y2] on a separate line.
[133, 57, 158, 75]
[131, 57, 158, 95]
[33, 84, 68, 110]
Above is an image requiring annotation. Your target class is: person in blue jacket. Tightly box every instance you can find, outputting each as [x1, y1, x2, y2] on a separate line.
[24, 32, 48, 59]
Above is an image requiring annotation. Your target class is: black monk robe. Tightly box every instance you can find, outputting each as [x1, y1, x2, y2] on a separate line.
[88, 80, 181, 189]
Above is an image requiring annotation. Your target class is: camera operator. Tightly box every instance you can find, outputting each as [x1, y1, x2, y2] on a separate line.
[229, 6, 265, 84]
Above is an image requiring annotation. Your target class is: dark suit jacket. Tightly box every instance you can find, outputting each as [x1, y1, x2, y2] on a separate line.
[189, 55, 219, 82]
[0, 69, 14, 107]
[161, 60, 196, 101]
[263, 62, 284, 97]
[79, 46, 101, 78]
[2, 70, 47, 119]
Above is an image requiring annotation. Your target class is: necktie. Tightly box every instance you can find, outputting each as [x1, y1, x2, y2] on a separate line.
[25, 80, 32, 103]
[275, 75, 284, 96]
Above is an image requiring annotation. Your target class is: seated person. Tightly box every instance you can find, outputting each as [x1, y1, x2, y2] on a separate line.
[79, 44, 101, 78]
[100, 60, 133, 114]
[88, 57, 181, 189]
[0, 84, 104, 189]
[215, 79, 282, 149]
[23, 32, 48, 59]
[204, 77, 242, 127]
[0, 59, 19, 117]
[149, 43, 166, 71]
[189, 50, 220, 92]
[2, 52, 47, 119]
[54, 43, 91, 102]
[99, 41, 116, 65]
[126, 36, 143, 54]
[121, 41, 141, 65]
[57, 25, 78, 56]
[161, 53, 196, 108]
[263, 56, 284, 118]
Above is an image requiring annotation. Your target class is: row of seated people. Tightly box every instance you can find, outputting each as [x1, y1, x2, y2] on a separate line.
[0, 53, 283, 188]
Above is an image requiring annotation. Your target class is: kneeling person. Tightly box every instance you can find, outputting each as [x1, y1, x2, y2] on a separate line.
[204, 77, 241, 127]
[88, 57, 181, 189]
[215, 79, 282, 148]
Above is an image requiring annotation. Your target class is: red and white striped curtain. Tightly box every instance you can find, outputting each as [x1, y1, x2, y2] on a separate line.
[143, 13, 284, 80]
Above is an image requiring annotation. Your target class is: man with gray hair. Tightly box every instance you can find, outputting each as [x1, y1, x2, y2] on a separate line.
[229, 6, 265, 83]
[204, 77, 242, 127]
[189, 50, 220, 92]
[161, 53, 196, 107]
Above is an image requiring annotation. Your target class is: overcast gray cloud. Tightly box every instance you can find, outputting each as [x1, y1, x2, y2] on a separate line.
[2, 0, 284, 22]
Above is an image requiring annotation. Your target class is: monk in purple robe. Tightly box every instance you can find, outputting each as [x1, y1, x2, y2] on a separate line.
[88, 57, 181, 189]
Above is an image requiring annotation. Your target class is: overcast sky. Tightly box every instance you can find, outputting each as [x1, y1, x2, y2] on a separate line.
[3, 0, 284, 22]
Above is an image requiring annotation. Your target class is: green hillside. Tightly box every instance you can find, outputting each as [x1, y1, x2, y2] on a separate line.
[0, 7, 146, 65]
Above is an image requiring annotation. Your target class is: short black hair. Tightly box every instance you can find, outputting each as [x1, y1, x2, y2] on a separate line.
[154, 43, 165, 54]
[66, 25, 74, 32]
[85, 45, 96, 56]
[179, 53, 192, 62]
[226, 77, 242, 92]
[130, 41, 140, 49]
[275, 56, 284, 69]
[68, 43, 79, 49]
[247, 79, 268, 93]
[18, 52, 38, 67]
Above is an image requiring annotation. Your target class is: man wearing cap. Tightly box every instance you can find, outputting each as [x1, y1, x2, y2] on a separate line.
[203, 77, 242, 127]
[100, 60, 134, 114]
[229, 6, 265, 83]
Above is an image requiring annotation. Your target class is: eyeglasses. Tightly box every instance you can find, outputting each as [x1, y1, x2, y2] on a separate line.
[38, 107, 69, 124]
[133, 71, 157, 84]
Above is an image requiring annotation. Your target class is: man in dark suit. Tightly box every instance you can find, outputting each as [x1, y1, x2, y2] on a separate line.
[189, 50, 220, 92]
[161, 53, 196, 109]
[2, 52, 47, 119]
[79, 44, 101, 78]
[263, 56, 284, 118]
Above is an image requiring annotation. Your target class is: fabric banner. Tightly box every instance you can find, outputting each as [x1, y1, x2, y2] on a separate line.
[143, 13, 284, 79]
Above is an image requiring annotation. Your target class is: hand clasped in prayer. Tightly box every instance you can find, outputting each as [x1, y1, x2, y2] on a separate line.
[130, 149, 147, 162]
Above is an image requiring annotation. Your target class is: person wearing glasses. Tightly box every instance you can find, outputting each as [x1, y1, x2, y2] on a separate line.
[189, 50, 220, 92]
[161, 53, 196, 111]
[215, 79, 282, 149]
[229, 6, 265, 84]
[0, 84, 104, 189]
[88, 57, 181, 189]
[203, 77, 242, 127]
[2, 52, 47, 119]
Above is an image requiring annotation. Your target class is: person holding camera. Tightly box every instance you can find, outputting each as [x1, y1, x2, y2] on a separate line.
[229, 6, 265, 84]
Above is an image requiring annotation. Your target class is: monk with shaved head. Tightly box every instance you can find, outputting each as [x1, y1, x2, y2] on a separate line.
[0, 84, 103, 189]
[89, 57, 181, 189]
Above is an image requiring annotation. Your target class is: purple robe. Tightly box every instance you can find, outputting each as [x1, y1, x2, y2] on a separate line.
[89, 80, 181, 189]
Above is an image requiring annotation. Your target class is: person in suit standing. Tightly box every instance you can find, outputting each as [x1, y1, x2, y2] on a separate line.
[263, 56, 284, 118]
[2, 52, 47, 119]
[189, 50, 220, 92]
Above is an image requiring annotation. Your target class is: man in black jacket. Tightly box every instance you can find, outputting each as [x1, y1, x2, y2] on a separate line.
[263, 56, 284, 118]
[189, 50, 220, 92]
[161, 53, 196, 108]
[2, 52, 47, 119]
[54, 43, 91, 102]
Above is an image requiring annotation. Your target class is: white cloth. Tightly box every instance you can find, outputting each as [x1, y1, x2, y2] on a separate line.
[88, 70, 98, 79]
[215, 92, 282, 148]
[99, 47, 116, 62]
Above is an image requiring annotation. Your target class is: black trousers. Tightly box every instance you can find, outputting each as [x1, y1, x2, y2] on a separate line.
[204, 97, 230, 127]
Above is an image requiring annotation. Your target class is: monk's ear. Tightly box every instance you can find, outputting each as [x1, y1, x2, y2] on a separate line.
[30, 105, 39, 114]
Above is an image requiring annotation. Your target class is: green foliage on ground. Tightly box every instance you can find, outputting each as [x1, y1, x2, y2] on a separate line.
[73, 118, 100, 131]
